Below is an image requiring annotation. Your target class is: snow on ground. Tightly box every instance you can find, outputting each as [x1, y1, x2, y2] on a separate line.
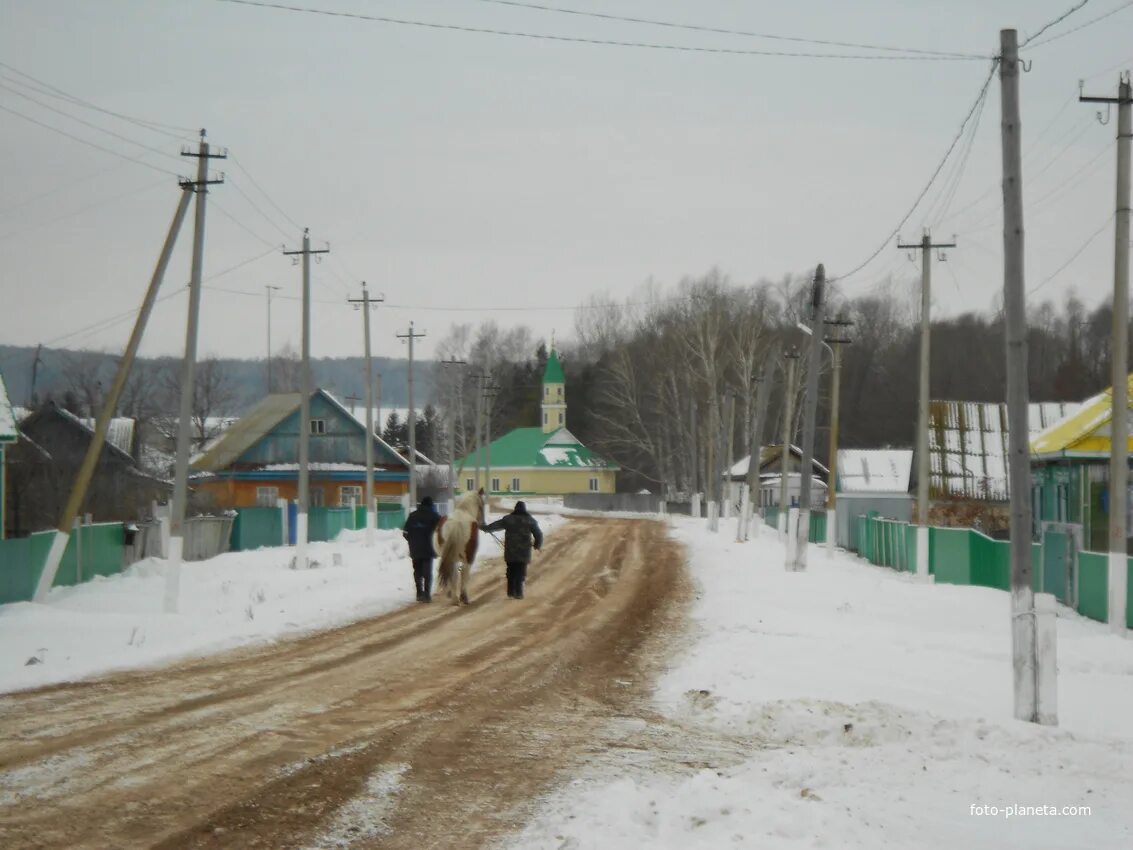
[504, 515, 1133, 850]
[0, 512, 568, 695]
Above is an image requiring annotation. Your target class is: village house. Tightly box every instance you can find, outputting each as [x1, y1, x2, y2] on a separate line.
[0, 373, 17, 538]
[724, 444, 828, 509]
[189, 389, 411, 509]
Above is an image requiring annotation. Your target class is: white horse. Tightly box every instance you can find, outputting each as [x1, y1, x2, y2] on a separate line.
[436, 489, 484, 606]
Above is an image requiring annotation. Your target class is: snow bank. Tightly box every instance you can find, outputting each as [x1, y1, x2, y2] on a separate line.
[504, 516, 1133, 849]
[0, 514, 568, 694]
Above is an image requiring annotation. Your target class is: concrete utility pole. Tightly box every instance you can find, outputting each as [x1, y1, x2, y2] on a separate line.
[722, 392, 736, 522]
[897, 231, 956, 580]
[789, 265, 826, 571]
[1001, 29, 1053, 725]
[396, 322, 427, 506]
[348, 284, 384, 545]
[741, 342, 779, 540]
[33, 188, 192, 603]
[265, 285, 281, 393]
[706, 394, 719, 531]
[824, 319, 854, 555]
[167, 132, 225, 612]
[283, 228, 329, 570]
[1081, 73, 1132, 636]
[472, 372, 486, 494]
[483, 382, 501, 511]
[688, 397, 699, 505]
[777, 349, 800, 536]
[440, 358, 467, 506]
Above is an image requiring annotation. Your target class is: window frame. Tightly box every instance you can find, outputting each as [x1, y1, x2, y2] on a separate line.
[588, 477, 599, 492]
[255, 486, 279, 507]
[309, 418, 327, 435]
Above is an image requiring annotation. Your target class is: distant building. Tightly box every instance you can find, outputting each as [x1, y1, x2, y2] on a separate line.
[725, 444, 829, 507]
[0, 374, 17, 538]
[456, 349, 617, 496]
[189, 389, 411, 508]
[1030, 377, 1133, 552]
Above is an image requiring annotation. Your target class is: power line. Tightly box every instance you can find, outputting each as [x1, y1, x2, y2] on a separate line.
[1024, 0, 1133, 49]
[226, 175, 295, 242]
[211, 198, 283, 249]
[1029, 213, 1114, 294]
[832, 60, 998, 285]
[1020, 0, 1093, 47]
[0, 80, 188, 166]
[229, 155, 304, 232]
[0, 177, 168, 243]
[472, 0, 987, 59]
[0, 61, 197, 139]
[0, 102, 180, 177]
[216, 0, 987, 61]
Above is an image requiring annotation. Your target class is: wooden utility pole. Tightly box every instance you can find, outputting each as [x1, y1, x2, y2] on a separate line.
[283, 228, 329, 570]
[790, 264, 826, 571]
[741, 342, 779, 540]
[897, 231, 956, 579]
[440, 358, 467, 504]
[777, 349, 800, 535]
[824, 319, 854, 555]
[1081, 73, 1132, 635]
[265, 284, 281, 393]
[348, 284, 384, 544]
[167, 132, 225, 611]
[33, 188, 192, 603]
[396, 322, 427, 506]
[1000, 29, 1040, 722]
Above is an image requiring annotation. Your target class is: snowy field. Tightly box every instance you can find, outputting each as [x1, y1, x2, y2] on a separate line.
[0, 511, 568, 695]
[504, 515, 1133, 850]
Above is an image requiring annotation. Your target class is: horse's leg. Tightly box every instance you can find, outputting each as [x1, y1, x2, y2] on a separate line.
[461, 534, 477, 605]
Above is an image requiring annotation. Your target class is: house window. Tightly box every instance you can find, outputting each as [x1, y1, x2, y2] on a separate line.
[557, 386, 562, 398]
[558, 412, 563, 425]
[543, 412, 548, 426]
[256, 486, 279, 507]
[511, 477, 520, 492]
[466, 477, 475, 492]
[491, 477, 500, 493]
[589, 477, 599, 492]
[340, 485, 363, 507]
[310, 418, 326, 435]
[310, 487, 325, 507]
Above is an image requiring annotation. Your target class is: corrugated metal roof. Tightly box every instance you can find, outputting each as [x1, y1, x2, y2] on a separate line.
[928, 400, 1078, 500]
[837, 449, 913, 493]
[727, 445, 829, 479]
[80, 416, 134, 457]
[458, 426, 617, 470]
[1030, 375, 1133, 458]
[191, 393, 303, 472]
[0, 373, 15, 442]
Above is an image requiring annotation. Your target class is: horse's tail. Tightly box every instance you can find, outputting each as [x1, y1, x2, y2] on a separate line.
[437, 553, 455, 589]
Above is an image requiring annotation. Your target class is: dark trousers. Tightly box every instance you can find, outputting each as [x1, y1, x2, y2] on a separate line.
[412, 558, 433, 599]
[506, 561, 528, 598]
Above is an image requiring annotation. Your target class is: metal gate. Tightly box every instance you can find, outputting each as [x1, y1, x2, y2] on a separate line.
[1039, 521, 1082, 607]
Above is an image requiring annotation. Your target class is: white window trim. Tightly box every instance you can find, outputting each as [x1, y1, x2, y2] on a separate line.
[339, 485, 363, 507]
[491, 477, 500, 492]
[511, 477, 520, 491]
[255, 486, 279, 507]
[310, 418, 327, 435]
[589, 477, 599, 492]
[466, 478, 475, 492]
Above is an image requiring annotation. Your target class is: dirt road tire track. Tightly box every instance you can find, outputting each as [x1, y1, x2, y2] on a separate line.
[0, 518, 689, 849]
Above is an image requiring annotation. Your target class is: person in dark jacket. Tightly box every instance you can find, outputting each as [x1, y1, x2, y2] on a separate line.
[403, 496, 442, 602]
[483, 501, 543, 599]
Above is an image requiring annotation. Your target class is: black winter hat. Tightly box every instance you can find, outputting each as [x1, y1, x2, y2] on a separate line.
[420, 496, 434, 508]
[514, 500, 528, 514]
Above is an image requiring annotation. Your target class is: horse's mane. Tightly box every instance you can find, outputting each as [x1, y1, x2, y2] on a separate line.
[453, 490, 482, 519]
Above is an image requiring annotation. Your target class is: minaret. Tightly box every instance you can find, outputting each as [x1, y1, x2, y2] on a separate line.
[541, 346, 566, 434]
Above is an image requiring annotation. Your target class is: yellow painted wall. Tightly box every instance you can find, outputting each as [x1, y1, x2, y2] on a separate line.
[466, 467, 615, 495]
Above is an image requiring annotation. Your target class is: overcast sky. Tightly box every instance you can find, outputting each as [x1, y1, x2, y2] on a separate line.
[1, 0, 1130, 364]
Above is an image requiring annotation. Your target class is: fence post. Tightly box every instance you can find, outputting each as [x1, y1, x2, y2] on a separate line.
[1035, 592, 1058, 726]
[278, 498, 289, 546]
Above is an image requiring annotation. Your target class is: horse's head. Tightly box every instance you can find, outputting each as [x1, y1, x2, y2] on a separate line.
[454, 488, 485, 519]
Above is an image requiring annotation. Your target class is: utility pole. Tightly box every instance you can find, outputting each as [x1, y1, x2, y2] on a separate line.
[777, 348, 800, 536]
[283, 228, 329, 570]
[824, 319, 854, 555]
[28, 343, 43, 406]
[472, 372, 486, 494]
[167, 131, 225, 612]
[722, 392, 736, 522]
[1081, 73, 1132, 636]
[897, 231, 956, 580]
[396, 322, 426, 506]
[742, 342, 779, 540]
[790, 264, 826, 572]
[440, 358, 467, 506]
[33, 187, 192, 603]
[483, 381, 501, 515]
[1001, 29, 1045, 723]
[688, 397, 699, 505]
[348, 284, 384, 545]
[265, 284, 281, 394]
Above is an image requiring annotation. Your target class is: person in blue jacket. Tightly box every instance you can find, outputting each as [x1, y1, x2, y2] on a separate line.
[402, 496, 442, 602]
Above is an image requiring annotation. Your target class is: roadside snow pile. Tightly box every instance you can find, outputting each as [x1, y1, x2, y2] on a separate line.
[504, 515, 1133, 850]
[0, 513, 567, 695]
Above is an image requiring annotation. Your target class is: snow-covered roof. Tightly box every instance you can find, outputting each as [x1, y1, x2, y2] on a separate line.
[928, 400, 1078, 500]
[80, 416, 134, 457]
[0, 374, 16, 443]
[837, 449, 913, 494]
[727, 444, 829, 479]
[758, 472, 828, 489]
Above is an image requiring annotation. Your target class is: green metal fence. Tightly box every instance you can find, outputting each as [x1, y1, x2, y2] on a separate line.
[231, 508, 284, 552]
[0, 523, 125, 605]
[760, 506, 826, 543]
[308, 507, 356, 542]
[852, 514, 1133, 629]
